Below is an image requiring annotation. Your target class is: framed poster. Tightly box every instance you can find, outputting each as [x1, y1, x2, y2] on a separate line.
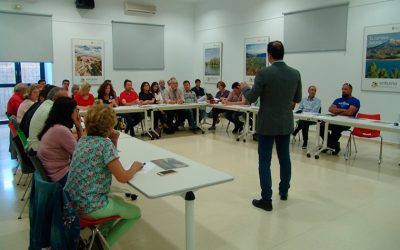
[72, 39, 104, 86]
[362, 23, 400, 92]
[244, 36, 269, 83]
[203, 42, 222, 84]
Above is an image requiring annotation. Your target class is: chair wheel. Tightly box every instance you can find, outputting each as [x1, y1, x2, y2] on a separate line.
[243, 139, 246, 143]
[307, 153, 311, 158]
[202, 131, 205, 134]
[236, 138, 239, 142]
[315, 155, 320, 159]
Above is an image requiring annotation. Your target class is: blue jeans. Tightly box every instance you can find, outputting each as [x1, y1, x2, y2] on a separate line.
[258, 134, 291, 202]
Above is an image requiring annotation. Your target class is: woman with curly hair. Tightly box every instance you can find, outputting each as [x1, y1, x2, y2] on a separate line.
[97, 80, 118, 107]
[65, 105, 143, 247]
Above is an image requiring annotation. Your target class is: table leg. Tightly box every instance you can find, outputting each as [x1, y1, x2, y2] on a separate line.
[307, 120, 321, 158]
[237, 112, 250, 142]
[143, 110, 154, 138]
[185, 191, 195, 250]
[196, 107, 205, 134]
[148, 110, 159, 138]
[314, 121, 329, 159]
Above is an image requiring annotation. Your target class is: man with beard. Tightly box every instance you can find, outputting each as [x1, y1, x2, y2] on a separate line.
[320, 83, 360, 155]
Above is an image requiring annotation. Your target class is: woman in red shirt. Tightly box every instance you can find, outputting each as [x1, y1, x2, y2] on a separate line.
[74, 82, 94, 109]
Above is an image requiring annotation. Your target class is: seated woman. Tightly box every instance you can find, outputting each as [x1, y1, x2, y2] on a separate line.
[65, 105, 143, 247]
[71, 84, 79, 99]
[74, 82, 95, 109]
[151, 81, 163, 104]
[98, 80, 118, 107]
[17, 84, 40, 124]
[37, 97, 80, 187]
[139, 81, 163, 136]
[208, 81, 230, 130]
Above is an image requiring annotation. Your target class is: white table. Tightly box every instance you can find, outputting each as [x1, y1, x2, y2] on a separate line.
[207, 104, 254, 142]
[294, 112, 400, 161]
[147, 103, 206, 135]
[118, 137, 234, 250]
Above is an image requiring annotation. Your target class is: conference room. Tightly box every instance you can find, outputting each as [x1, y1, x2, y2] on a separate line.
[1, 0, 400, 249]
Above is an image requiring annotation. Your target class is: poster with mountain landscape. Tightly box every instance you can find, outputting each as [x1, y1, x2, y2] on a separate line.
[362, 24, 400, 92]
[72, 39, 104, 86]
[204, 42, 222, 84]
[244, 37, 269, 83]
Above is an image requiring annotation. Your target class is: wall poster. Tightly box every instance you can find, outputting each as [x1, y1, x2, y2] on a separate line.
[203, 42, 222, 84]
[362, 23, 400, 92]
[72, 39, 104, 86]
[244, 36, 269, 83]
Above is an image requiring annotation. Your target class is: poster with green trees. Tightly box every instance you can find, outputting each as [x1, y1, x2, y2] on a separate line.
[362, 24, 400, 92]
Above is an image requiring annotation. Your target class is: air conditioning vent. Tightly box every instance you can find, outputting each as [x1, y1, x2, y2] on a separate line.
[124, 1, 156, 15]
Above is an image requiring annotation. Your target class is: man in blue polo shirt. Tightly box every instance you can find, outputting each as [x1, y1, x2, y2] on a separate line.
[320, 83, 360, 155]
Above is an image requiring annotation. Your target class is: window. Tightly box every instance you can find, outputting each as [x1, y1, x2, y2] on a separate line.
[0, 62, 47, 123]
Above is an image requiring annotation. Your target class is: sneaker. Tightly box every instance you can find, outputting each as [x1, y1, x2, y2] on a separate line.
[252, 199, 273, 211]
[232, 127, 239, 134]
[208, 126, 216, 131]
[302, 142, 307, 149]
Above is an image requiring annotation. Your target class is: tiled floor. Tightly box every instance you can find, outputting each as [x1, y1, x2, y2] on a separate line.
[1, 122, 400, 250]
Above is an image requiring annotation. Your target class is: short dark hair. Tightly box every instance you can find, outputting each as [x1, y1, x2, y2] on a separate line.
[124, 79, 132, 87]
[40, 85, 55, 100]
[231, 82, 240, 89]
[38, 97, 77, 140]
[343, 82, 353, 90]
[195, 79, 201, 83]
[267, 41, 284, 60]
[62, 79, 70, 84]
[183, 80, 190, 85]
[38, 79, 46, 84]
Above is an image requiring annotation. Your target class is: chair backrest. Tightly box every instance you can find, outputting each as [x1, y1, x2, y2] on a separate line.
[352, 113, 381, 138]
[8, 122, 18, 138]
[28, 150, 51, 182]
[9, 123, 35, 174]
[17, 128, 28, 148]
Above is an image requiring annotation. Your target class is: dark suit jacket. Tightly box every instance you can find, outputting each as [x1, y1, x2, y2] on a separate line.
[242, 61, 302, 136]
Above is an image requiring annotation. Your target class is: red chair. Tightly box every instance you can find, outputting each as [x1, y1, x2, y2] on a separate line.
[80, 215, 121, 250]
[345, 113, 383, 165]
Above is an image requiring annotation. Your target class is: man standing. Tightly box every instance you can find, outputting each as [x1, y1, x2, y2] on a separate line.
[240, 41, 302, 211]
[293, 85, 321, 149]
[320, 83, 360, 155]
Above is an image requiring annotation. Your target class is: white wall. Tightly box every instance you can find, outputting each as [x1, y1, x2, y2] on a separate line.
[0, 0, 195, 94]
[194, 0, 400, 144]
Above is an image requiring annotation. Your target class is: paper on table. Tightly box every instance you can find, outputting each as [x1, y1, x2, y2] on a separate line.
[137, 161, 156, 174]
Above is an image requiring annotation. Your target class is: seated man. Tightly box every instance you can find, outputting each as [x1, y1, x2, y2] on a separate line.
[320, 83, 360, 155]
[28, 87, 72, 151]
[183, 80, 200, 132]
[163, 78, 186, 132]
[222, 82, 249, 133]
[293, 85, 321, 148]
[191, 78, 205, 98]
[119, 79, 144, 137]
[208, 81, 230, 130]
